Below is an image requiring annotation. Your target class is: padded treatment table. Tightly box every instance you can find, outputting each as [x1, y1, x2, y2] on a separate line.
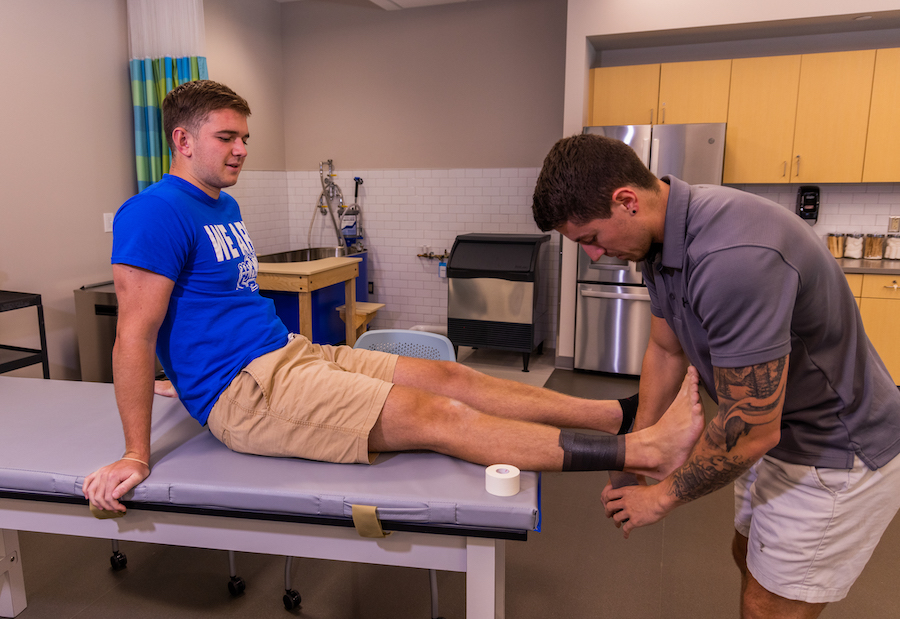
[0, 377, 540, 618]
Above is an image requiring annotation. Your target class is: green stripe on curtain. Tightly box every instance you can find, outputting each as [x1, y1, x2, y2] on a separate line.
[130, 56, 209, 192]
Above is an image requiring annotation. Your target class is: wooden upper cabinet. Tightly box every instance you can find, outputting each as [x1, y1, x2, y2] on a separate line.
[863, 48, 900, 182]
[657, 59, 732, 124]
[724, 55, 802, 184]
[588, 50, 896, 184]
[791, 50, 876, 183]
[589, 60, 731, 126]
[589, 64, 660, 126]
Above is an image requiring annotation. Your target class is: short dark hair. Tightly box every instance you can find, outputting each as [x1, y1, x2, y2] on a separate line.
[532, 134, 659, 231]
[162, 80, 251, 152]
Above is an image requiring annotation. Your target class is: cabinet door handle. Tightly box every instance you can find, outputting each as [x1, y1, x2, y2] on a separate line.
[661, 106, 666, 124]
[885, 281, 899, 291]
[795, 155, 801, 177]
[782, 161, 787, 177]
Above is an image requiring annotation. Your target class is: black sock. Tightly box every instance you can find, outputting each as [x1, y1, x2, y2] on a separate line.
[559, 430, 626, 471]
[617, 393, 639, 435]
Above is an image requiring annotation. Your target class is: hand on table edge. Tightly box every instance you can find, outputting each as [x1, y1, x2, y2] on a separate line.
[82, 457, 150, 513]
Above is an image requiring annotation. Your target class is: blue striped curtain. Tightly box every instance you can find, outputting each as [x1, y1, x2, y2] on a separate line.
[130, 56, 208, 192]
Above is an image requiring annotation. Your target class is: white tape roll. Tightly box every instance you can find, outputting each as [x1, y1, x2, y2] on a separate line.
[485, 464, 520, 497]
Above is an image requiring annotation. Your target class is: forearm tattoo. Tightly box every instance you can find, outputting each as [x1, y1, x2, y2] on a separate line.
[670, 454, 748, 503]
[669, 357, 788, 503]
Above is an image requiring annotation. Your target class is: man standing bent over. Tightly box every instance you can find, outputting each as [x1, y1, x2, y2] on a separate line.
[532, 133, 900, 619]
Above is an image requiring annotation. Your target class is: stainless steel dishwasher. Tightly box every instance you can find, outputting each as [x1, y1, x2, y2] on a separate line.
[574, 250, 651, 375]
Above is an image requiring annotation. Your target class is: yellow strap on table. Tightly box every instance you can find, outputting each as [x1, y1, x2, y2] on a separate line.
[89, 504, 125, 519]
[351, 504, 392, 538]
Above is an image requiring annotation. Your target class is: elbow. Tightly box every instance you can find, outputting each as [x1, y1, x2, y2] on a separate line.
[754, 428, 782, 459]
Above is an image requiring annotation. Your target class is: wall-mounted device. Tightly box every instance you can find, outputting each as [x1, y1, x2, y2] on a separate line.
[796, 186, 820, 225]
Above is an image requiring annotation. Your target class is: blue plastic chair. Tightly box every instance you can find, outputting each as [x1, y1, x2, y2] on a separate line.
[354, 328, 452, 619]
[282, 329, 453, 617]
[354, 328, 456, 362]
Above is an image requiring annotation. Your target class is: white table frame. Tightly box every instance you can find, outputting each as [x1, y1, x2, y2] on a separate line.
[0, 495, 509, 618]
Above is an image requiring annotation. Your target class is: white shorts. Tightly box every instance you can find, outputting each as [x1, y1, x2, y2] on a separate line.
[734, 453, 900, 604]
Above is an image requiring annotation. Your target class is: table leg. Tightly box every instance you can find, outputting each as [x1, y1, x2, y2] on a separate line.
[466, 537, 505, 619]
[297, 292, 313, 341]
[0, 530, 26, 617]
[344, 279, 357, 347]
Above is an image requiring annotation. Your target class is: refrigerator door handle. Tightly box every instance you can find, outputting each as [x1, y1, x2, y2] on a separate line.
[649, 138, 660, 176]
[580, 289, 650, 301]
[640, 138, 651, 167]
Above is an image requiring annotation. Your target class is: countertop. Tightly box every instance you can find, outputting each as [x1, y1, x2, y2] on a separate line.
[256, 256, 361, 276]
[838, 258, 900, 275]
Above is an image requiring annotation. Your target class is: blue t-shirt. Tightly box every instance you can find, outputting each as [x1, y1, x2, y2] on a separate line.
[111, 174, 288, 424]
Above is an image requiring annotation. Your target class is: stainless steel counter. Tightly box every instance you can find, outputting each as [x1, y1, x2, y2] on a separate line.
[838, 258, 900, 275]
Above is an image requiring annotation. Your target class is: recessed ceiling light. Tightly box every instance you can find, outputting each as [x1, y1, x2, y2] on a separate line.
[854, 15, 873, 21]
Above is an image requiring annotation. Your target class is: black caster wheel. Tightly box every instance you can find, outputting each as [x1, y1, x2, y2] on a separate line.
[283, 589, 301, 610]
[110, 551, 127, 570]
[228, 575, 246, 596]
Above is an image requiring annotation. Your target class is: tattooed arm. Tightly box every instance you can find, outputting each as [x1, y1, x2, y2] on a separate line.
[604, 355, 788, 538]
[634, 315, 689, 430]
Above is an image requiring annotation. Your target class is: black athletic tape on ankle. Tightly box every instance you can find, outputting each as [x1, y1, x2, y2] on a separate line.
[558, 430, 625, 471]
[617, 393, 639, 435]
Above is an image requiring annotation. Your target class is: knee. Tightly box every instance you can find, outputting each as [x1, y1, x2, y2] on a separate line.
[441, 359, 476, 381]
[424, 359, 478, 388]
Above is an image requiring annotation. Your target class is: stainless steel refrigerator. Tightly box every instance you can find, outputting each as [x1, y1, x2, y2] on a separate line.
[582, 123, 726, 185]
[574, 123, 726, 374]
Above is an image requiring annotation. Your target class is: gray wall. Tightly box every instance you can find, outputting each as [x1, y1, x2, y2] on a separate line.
[205, 0, 286, 171]
[280, 0, 567, 170]
[0, 0, 134, 380]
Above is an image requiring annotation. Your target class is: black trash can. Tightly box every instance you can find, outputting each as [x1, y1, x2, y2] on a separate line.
[447, 233, 550, 371]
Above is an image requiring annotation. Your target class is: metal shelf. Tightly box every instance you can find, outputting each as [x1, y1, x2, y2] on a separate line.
[0, 291, 49, 378]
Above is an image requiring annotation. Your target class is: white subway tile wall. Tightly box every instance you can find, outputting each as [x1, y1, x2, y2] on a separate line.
[227, 171, 292, 253]
[232, 171, 900, 350]
[232, 168, 560, 348]
[729, 183, 900, 236]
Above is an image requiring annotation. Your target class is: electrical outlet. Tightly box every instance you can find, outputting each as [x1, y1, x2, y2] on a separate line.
[103, 213, 114, 233]
[889, 216, 900, 234]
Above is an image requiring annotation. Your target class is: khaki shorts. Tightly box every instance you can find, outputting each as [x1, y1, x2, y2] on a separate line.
[207, 335, 398, 464]
[734, 452, 900, 603]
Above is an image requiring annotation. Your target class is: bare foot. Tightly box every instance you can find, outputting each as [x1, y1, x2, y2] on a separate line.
[154, 380, 178, 398]
[623, 367, 704, 480]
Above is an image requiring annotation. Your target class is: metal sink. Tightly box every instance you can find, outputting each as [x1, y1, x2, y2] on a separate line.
[257, 247, 348, 263]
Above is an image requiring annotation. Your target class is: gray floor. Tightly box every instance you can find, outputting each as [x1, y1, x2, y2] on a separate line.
[11, 350, 900, 618]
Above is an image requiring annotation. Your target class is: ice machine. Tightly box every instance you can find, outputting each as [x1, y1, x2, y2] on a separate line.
[447, 233, 550, 371]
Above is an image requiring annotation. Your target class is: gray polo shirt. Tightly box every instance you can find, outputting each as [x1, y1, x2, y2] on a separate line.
[644, 176, 900, 470]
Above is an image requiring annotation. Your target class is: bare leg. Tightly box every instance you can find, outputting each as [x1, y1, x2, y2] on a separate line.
[733, 532, 827, 619]
[370, 366, 704, 477]
[392, 357, 626, 434]
[369, 385, 565, 471]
